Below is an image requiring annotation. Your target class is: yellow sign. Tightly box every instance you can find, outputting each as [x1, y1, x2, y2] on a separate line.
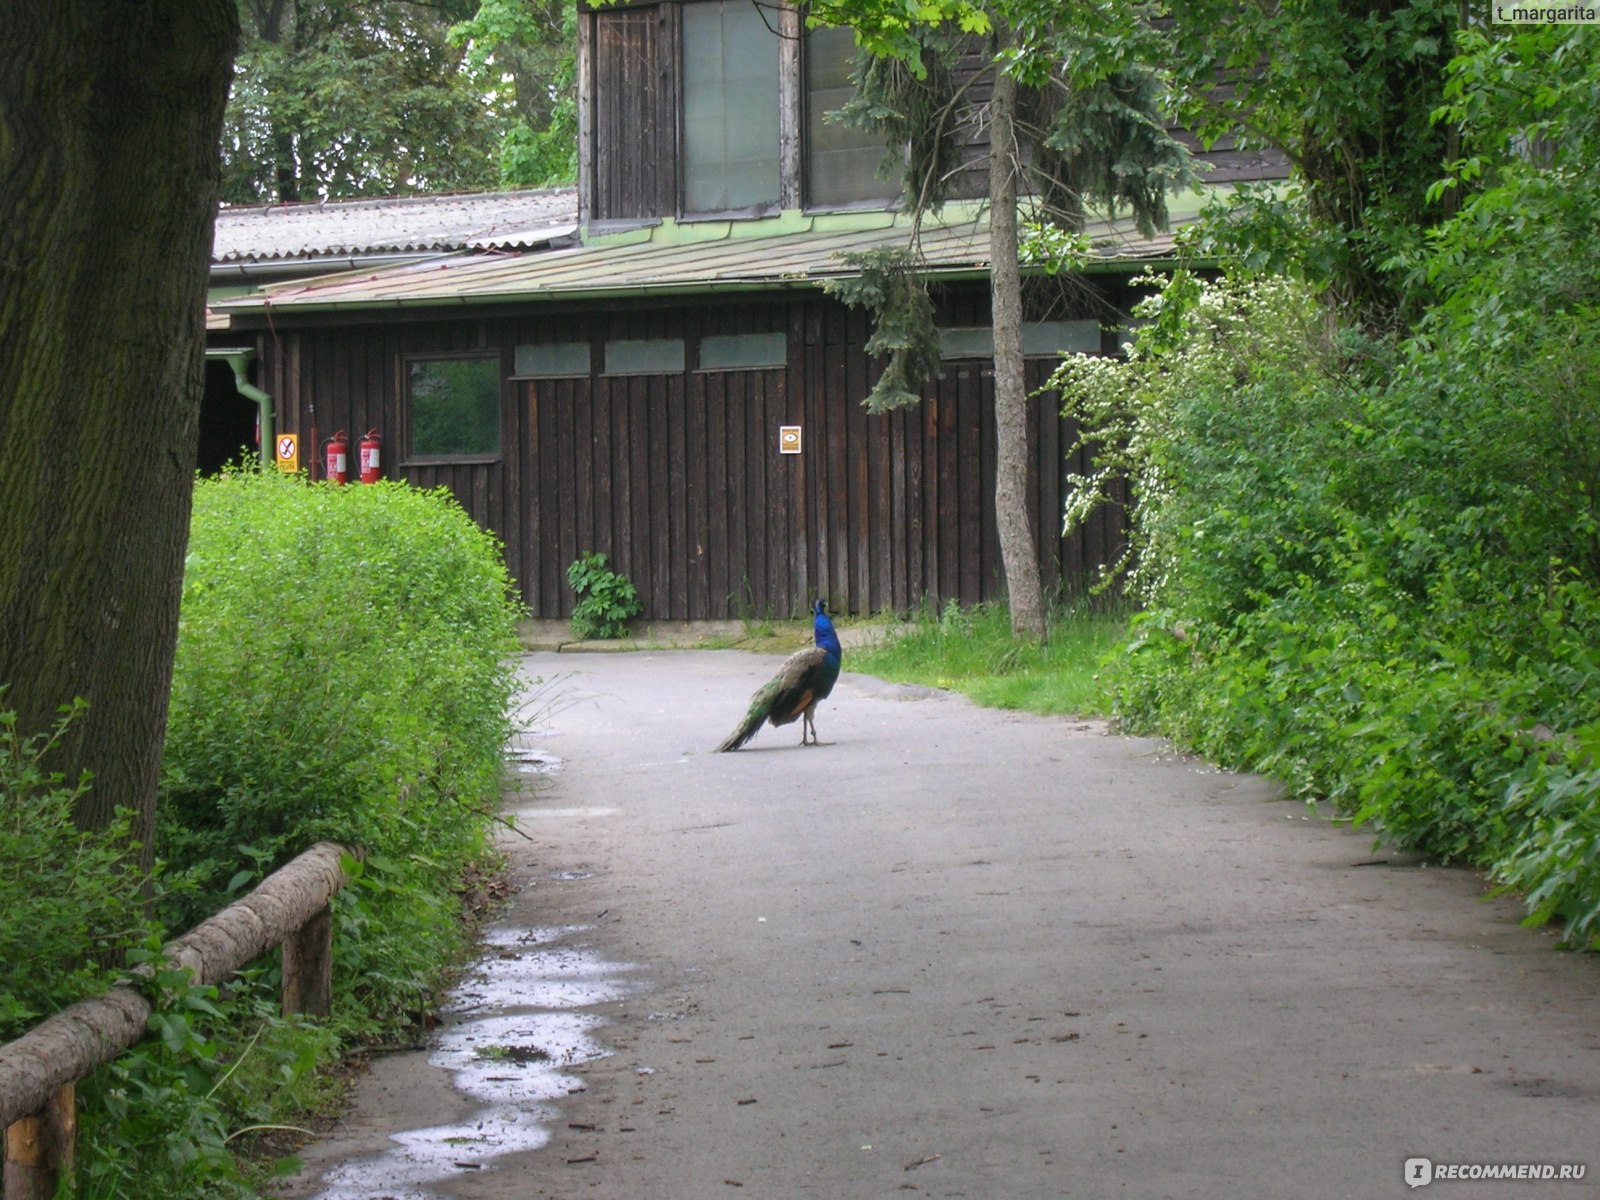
[778, 425, 802, 455]
[275, 433, 299, 473]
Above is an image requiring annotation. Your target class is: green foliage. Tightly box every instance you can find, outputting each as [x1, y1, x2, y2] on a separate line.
[854, 596, 1128, 716]
[499, 119, 579, 188]
[0, 697, 154, 1042]
[1156, 0, 1460, 326]
[74, 948, 338, 1199]
[823, 247, 943, 413]
[222, 0, 502, 203]
[1404, 24, 1600, 354]
[220, 0, 580, 201]
[4, 468, 529, 1194]
[804, 0, 991, 68]
[161, 470, 523, 1014]
[322, 851, 476, 1035]
[1054, 272, 1339, 606]
[816, 3, 1193, 418]
[1033, 66, 1196, 237]
[449, 0, 579, 187]
[566, 552, 642, 639]
[1068, 246, 1600, 944]
[832, 30, 965, 211]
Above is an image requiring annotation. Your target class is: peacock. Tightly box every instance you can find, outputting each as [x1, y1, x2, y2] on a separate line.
[715, 598, 842, 751]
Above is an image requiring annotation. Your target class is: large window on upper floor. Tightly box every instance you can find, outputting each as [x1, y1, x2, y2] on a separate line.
[805, 24, 901, 207]
[587, 1, 913, 222]
[682, 0, 781, 214]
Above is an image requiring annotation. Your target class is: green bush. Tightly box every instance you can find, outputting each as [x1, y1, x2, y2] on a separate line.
[73, 952, 340, 1200]
[3, 470, 527, 1198]
[160, 470, 524, 1023]
[1062, 267, 1600, 947]
[0, 697, 154, 1041]
[566, 551, 641, 639]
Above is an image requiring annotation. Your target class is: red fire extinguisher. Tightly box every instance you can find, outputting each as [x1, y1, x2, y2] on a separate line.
[324, 430, 349, 485]
[359, 429, 382, 484]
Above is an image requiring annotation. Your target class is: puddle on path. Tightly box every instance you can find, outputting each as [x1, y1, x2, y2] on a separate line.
[304, 927, 639, 1196]
[505, 747, 564, 775]
[444, 926, 642, 1015]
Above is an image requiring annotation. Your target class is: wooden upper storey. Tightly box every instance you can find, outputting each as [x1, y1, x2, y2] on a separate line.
[577, 0, 1285, 230]
[579, 0, 921, 227]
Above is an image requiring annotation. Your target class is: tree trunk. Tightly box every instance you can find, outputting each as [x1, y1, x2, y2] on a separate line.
[0, 1, 238, 861]
[987, 42, 1047, 643]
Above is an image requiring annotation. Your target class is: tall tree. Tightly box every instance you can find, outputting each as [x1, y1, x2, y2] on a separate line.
[449, 0, 580, 187]
[1154, 0, 1460, 330]
[985, 33, 1046, 640]
[817, 1, 1192, 639]
[0, 0, 238, 865]
[816, 0, 1462, 331]
[222, 0, 501, 202]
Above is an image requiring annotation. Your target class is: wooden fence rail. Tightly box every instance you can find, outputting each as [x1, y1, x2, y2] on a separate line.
[0, 841, 355, 1199]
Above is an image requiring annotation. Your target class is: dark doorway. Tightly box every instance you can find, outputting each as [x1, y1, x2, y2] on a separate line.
[198, 358, 259, 474]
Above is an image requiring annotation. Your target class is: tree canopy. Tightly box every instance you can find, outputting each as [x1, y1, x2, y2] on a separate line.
[221, 0, 576, 203]
[815, 0, 1463, 330]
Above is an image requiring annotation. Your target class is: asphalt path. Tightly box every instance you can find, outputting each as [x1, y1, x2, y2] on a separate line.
[282, 648, 1600, 1200]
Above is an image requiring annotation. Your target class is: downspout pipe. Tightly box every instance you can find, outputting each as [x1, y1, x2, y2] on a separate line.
[206, 348, 273, 471]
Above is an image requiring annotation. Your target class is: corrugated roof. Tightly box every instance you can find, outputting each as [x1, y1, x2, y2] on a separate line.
[211, 188, 580, 264]
[212, 208, 1184, 318]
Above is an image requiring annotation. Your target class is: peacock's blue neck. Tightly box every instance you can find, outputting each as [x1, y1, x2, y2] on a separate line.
[814, 615, 842, 664]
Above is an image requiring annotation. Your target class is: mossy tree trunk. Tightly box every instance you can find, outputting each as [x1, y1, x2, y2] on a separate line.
[0, 1, 238, 863]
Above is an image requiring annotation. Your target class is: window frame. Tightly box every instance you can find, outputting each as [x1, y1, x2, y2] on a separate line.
[802, 23, 903, 211]
[511, 341, 593, 380]
[401, 350, 504, 466]
[678, 0, 784, 219]
[696, 330, 788, 372]
[938, 321, 1105, 360]
[603, 337, 687, 377]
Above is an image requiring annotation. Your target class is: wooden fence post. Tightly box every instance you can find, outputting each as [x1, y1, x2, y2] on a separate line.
[1, 841, 354, 1167]
[281, 903, 334, 1018]
[3, 1083, 74, 1200]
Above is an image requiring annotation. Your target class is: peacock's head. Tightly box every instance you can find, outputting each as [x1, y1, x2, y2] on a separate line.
[812, 597, 829, 618]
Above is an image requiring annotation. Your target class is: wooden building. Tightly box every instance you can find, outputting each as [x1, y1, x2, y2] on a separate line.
[206, 1, 1282, 622]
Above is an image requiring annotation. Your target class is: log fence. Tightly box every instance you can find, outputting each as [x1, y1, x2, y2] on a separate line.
[0, 842, 355, 1199]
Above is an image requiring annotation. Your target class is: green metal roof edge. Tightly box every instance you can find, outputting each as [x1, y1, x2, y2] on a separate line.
[580, 203, 961, 249]
[222, 266, 1004, 318]
[212, 188, 1250, 319]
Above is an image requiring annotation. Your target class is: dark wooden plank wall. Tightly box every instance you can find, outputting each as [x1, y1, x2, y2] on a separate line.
[590, 4, 676, 221]
[254, 292, 1126, 622]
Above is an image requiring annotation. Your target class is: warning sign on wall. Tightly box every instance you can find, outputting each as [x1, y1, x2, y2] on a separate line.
[275, 433, 299, 473]
[778, 426, 802, 455]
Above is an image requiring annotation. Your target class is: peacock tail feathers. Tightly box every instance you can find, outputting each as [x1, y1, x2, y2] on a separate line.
[714, 673, 784, 753]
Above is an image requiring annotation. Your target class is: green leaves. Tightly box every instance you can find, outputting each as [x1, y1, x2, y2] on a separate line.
[804, 0, 990, 71]
[0, 698, 154, 1042]
[1079, 257, 1600, 947]
[1036, 66, 1196, 238]
[222, 0, 533, 202]
[161, 468, 523, 1014]
[823, 247, 943, 414]
[567, 552, 642, 639]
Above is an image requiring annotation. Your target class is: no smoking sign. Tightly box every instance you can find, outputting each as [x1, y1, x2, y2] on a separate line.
[275, 433, 299, 473]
